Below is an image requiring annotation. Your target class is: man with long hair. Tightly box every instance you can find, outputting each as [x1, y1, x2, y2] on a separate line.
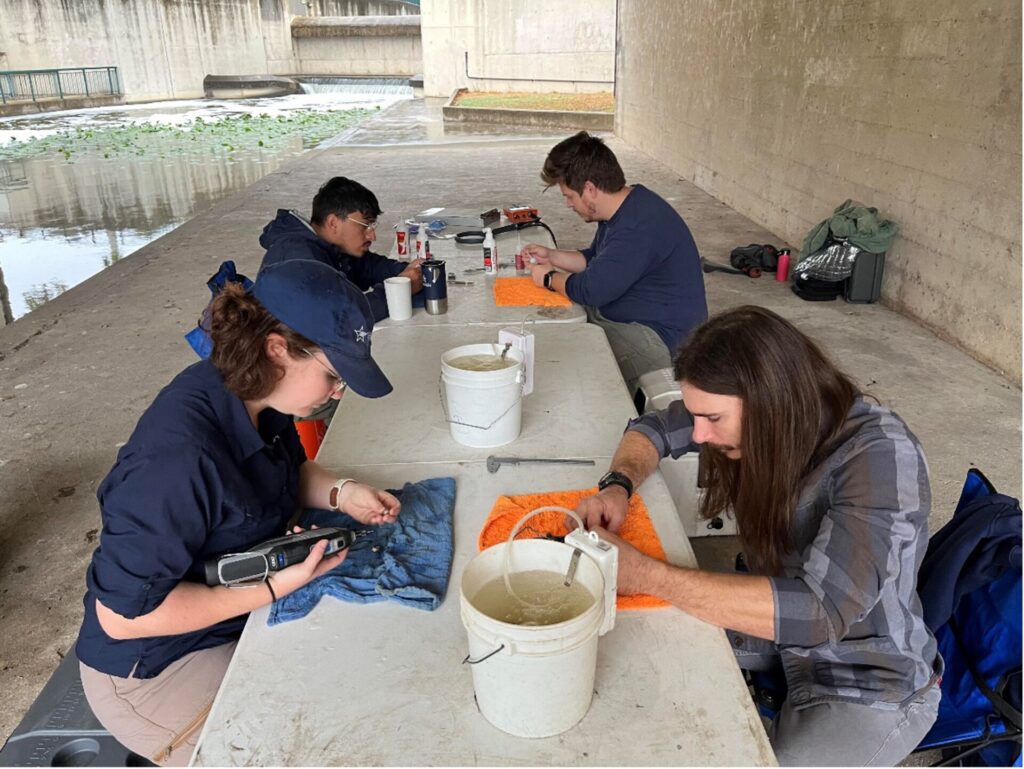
[522, 132, 707, 392]
[577, 305, 941, 765]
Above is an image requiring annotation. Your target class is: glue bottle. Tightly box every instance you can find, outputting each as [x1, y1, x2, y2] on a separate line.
[483, 228, 497, 275]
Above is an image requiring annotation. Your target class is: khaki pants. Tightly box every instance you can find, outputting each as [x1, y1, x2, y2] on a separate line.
[80, 642, 236, 766]
[585, 306, 673, 394]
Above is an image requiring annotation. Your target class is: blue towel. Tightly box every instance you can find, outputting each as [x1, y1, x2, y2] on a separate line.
[268, 477, 456, 625]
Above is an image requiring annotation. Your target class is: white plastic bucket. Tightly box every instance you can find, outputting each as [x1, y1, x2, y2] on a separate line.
[441, 343, 525, 448]
[459, 539, 605, 738]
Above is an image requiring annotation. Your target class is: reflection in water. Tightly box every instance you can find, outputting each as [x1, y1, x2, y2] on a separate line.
[0, 147, 283, 320]
[0, 93, 404, 323]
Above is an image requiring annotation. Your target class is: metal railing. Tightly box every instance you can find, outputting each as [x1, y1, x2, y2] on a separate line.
[0, 67, 121, 105]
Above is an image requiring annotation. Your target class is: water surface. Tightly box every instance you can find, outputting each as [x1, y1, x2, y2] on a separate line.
[0, 91, 409, 321]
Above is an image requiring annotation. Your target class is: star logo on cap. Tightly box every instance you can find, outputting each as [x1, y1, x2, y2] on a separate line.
[354, 326, 370, 344]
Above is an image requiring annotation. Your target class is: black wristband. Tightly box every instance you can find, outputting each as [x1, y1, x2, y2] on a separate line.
[543, 269, 558, 291]
[266, 578, 277, 603]
[598, 470, 634, 499]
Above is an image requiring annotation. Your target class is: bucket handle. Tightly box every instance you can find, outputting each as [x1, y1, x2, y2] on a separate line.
[438, 373, 525, 431]
[461, 644, 505, 665]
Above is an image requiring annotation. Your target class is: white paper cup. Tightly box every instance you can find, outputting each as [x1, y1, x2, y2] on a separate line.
[384, 276, 413, 321]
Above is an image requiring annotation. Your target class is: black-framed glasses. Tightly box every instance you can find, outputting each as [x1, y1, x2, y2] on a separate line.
[346, 216, 378, 233]
[302, 349, 346, 395]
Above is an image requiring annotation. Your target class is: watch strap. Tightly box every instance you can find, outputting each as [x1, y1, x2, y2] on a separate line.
[544, 269, 558, 291]
[598, 471, 634, 499]
[329, 478, 355, 511]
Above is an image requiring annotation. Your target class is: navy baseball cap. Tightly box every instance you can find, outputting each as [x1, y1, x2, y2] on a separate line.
[252, 260, 392, 398]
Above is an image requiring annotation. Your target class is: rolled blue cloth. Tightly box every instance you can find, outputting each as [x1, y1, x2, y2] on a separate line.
[268, 476, 456, 625]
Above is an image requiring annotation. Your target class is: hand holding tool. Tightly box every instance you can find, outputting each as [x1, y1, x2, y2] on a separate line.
[205, 527, 364, 586]
[486, 455, 596, 473]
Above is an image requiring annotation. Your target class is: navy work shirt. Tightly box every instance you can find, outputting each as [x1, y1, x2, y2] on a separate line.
[76, 359, 306, 678]
[564, 184, 707, 351]
[258, 209, 405, 322]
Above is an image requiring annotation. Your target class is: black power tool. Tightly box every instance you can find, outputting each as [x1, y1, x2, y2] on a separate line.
[204, 527, 357, 587]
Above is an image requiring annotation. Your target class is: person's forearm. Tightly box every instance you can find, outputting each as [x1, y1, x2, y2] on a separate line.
[641, 560, 776, 640]
[96, 581, 271, 640]
[549, 249, 588, 273]
[300, 460, 341, 510]
[610, 430, 663, 490]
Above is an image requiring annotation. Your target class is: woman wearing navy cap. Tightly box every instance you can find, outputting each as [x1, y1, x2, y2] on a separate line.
[75, 260, 397, 765]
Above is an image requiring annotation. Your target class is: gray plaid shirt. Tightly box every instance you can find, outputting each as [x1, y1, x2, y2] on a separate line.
[628, 397, 941, 710]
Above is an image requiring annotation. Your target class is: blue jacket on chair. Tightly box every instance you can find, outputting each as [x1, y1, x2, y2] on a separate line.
[916, 470, 1022, 766]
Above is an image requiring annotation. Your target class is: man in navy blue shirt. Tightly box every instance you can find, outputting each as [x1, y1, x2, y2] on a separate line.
[259, 176, 423, 321]
[524, 132, 707, 392]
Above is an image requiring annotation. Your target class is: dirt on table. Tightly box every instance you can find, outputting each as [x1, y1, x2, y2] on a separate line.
[452, 91, 614, 112]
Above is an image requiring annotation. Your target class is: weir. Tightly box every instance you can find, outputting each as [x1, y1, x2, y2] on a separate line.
[297, 76, 413, 96]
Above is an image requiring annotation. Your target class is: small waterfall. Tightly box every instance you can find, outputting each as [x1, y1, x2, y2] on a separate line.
[298, 77, 413, 96]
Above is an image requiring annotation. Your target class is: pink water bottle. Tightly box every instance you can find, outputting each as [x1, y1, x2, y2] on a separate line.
[776, 248, 791, 282]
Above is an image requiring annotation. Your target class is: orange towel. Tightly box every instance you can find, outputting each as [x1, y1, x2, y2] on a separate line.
[479, 488, 670, 611]
[493, 276, 572, 307]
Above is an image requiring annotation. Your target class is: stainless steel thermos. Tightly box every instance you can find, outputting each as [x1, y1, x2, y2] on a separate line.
[422, 259, 448, 315]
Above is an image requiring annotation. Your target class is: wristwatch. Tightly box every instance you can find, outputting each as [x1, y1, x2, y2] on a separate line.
[598, 470, 633, 499]
[543, 269, 558, 291]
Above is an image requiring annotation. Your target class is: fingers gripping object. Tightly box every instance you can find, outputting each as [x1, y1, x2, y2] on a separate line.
[204, 527, 359, 586]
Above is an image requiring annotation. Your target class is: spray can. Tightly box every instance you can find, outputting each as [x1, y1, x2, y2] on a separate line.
[776, 248, 792, 282]
[483, 228, 497, 275]
[395, 228, 407, 258]
[423, 238, 431, 259]
[514, 250, 526, 275]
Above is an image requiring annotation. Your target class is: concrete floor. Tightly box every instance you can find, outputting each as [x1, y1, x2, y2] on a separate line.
[0, 98, 1020, 752]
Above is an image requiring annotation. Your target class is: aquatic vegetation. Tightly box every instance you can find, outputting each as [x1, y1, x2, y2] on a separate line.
[0, 108, 374, 162]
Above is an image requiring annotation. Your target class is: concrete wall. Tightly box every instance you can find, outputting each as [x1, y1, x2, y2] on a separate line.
[0, 0, 422, 101]
[310, 0, 420, 14]
[616, 0, 1022, 381]
[293, 16, 422, 76]
[0, 0, 289, 102]
[421, 0, 615, 97]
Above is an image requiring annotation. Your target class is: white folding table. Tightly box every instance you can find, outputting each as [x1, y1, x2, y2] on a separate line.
[191, 315, 776, 766]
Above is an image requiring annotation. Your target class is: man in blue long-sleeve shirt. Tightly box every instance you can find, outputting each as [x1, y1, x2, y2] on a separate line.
[259, 177, 423, 321]
[525, 132, 707, 391]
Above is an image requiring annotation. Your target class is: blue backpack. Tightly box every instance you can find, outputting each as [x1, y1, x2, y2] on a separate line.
[916, 469, 1023, 766]
[184, 261, 254, 359]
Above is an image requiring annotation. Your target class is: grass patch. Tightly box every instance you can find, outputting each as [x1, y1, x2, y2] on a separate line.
[0, 108, 376, 162]
[453, 91, 613, 113]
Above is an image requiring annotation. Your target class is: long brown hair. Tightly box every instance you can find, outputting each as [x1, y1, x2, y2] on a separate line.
[208, 283, 314, 400]
[673, 306, 858, 575]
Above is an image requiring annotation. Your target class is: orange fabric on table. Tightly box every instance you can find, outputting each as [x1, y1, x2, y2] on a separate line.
[478, 487, 671, 611]
[492, 276, 572, 308]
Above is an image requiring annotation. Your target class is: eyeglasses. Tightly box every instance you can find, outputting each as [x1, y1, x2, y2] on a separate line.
[346, 216, 378, 233]
[302, 349, 346, 395]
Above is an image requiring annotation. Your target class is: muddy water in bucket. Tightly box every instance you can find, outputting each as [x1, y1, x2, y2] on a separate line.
[459, 507, 608, 738]
[473, 570, 595, 626]
[441, 343, 525, 448]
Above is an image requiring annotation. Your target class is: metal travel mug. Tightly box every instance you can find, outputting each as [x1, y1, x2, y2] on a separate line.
[422, 259, 448, 315]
